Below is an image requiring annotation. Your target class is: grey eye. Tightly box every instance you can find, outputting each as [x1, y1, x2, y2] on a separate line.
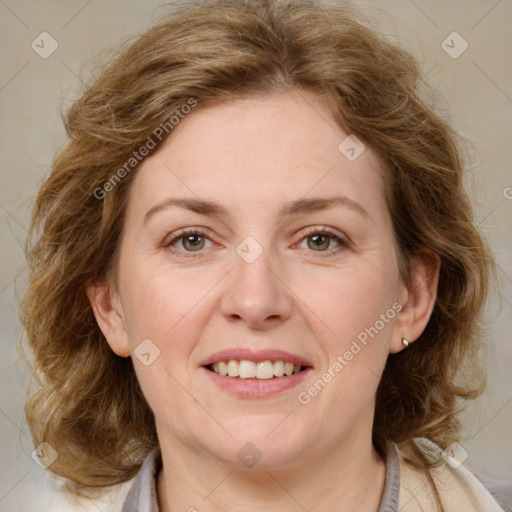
[181, 234, 206, 251]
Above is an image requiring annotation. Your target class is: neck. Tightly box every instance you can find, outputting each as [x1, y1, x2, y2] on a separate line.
[156, 430, 386, 512]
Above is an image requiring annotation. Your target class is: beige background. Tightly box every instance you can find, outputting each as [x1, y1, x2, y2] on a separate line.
[0, 0, 511, 510]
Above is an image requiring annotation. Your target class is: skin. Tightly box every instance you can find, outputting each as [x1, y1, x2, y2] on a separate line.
[88, 89, 439, 511]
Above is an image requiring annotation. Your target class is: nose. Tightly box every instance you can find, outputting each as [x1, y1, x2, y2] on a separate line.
[219, 245, 293, 330]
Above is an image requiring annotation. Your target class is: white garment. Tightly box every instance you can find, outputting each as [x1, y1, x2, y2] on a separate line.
[397, 438, 511, 511]
[8, 438, 510, 511]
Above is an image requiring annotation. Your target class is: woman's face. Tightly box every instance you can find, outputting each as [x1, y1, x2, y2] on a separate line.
[98, 90, 417, 469]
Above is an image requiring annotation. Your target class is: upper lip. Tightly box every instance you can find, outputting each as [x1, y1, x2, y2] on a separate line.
[200, 348, 313, 368]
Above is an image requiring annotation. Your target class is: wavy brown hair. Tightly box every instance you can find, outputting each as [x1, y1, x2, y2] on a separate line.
[19, 0, 497, 507]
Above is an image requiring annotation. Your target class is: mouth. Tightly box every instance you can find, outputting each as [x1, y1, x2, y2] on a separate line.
[199, 349, 313, 398]
[205, 359, 308, 380]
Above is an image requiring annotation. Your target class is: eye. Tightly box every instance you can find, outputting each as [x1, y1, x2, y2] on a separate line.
[162, 228, 214, 255]
[295, 227, 350, 257]
[162, 226, 350, 258]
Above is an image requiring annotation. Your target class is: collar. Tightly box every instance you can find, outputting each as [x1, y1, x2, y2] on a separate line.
[121, 442, 400, 512]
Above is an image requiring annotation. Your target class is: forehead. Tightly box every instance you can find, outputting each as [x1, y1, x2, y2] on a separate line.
[128, 90, 387, 221]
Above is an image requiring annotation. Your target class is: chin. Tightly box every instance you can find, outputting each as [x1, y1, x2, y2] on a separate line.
[211, 415, 314, 469]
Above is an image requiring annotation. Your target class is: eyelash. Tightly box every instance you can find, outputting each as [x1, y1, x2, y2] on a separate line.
[162, 226, 351, 258]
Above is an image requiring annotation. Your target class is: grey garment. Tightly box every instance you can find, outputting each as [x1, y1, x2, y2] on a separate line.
[477, 475, 512, 512]
[121, 443, 510, 512]
[122, 447, 161, 512]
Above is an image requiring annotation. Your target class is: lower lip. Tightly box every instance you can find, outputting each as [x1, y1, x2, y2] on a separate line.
[200, 366, 312, 398]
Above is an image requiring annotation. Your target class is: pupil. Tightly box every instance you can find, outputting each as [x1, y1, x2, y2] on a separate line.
[185, 235, 203, 250]
[310, 234, 328, 250]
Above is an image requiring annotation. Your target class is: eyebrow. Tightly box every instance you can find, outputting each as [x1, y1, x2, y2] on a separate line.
[144, 195, 369, 224]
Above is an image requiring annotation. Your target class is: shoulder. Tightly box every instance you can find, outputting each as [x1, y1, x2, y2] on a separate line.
[474, 475, 512, 512]
[393, 438, 512, 512]
[25, 448, 160, 512]
[15, 475, 136, 512]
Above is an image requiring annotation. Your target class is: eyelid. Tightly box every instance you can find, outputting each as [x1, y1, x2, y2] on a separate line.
[297, 225, 349, 242]
[161, 226, 215, 248]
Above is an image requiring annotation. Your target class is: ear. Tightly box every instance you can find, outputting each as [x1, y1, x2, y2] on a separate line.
[389, 250, 441, 354]
[86, 280, 131, 357]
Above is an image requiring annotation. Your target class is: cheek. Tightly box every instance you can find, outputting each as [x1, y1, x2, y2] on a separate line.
[119, 256, 215, 341]
[294, 256, 399, 405]
[297, 260, 399, 346]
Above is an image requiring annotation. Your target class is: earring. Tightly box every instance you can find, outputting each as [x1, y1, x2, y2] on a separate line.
[402, 338, 409, 348]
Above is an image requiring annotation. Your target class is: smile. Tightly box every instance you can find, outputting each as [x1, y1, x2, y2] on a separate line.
[200, 348, 313, 398]
[207, 359, 304, 379]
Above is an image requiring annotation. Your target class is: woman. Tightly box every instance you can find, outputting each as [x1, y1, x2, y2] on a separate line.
[19, 0, 511, 510]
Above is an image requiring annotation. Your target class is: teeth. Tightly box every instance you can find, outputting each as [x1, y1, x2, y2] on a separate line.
[227, 360, 239, 377]
[218, 361, 228, 376]
[256, 361, 274, 379]
[209, 359, 303, 379]
[274, 360, 285, 377]
[239, 360, 256, 379]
